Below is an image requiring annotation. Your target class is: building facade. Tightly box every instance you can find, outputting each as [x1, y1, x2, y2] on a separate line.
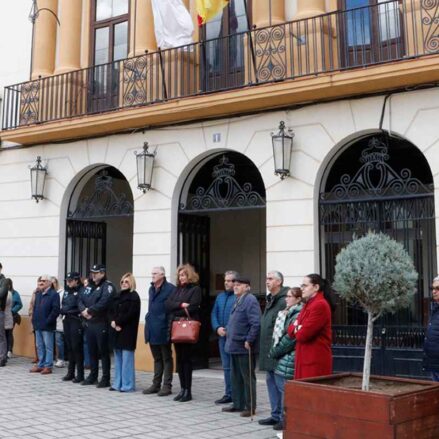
[1, 0, 439, 375]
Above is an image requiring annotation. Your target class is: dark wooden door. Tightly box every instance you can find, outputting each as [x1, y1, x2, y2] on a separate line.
[178, 214, 210, 369]
[339, 0, 404, 68]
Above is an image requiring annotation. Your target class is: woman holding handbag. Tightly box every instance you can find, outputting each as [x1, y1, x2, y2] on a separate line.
[165, 264, 202, 402]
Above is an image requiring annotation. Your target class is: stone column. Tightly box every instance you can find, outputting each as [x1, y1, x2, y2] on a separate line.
[31, 0, 59, 79]
[55, 0, 82, 74]
[295, 0, 326, 20]
[253, 0, 285, 28]
[129, 0, 157, 56]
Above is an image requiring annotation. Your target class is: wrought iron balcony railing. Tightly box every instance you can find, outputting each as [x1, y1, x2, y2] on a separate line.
[3, 1, 439, 131]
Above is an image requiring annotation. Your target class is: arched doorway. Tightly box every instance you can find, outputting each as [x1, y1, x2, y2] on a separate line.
[319, 133, 436, 377]
[65, 166, 134, 284]
[178, 151, 266, 368]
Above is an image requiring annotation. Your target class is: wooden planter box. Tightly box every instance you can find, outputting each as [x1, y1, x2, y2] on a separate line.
[284, 373, 439, 439]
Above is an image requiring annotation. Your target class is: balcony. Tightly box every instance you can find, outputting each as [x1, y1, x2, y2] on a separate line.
[2, 1, 439, 144]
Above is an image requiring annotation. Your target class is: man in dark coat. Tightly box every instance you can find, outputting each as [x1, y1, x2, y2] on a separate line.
[30, 274, 60, 374]
[61, 272, 85, 383]
[143, 266, 176, 396]
[424, 276, 439, 381]
[211, 270, 238, 404]
[258, 271, 289, 427]
[79, 264, 115, 387]
[222, 276, 260, 418]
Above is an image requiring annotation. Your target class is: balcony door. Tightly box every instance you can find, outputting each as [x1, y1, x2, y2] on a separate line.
[339, 0, 404, 68]
[201, 0, 251, 91]
[89, 0, 129, 112]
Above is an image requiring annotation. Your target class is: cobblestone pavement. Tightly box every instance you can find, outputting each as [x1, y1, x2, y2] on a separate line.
[0, 357, 279, 439]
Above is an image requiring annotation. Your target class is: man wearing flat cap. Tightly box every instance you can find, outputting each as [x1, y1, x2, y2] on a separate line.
[79, 264, 115, 387]
[222, 276, 261, 417]
[61, 272, 85, 383]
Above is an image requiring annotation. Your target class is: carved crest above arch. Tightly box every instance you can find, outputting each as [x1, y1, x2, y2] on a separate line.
[68, 171, 134, 219]
[179, 154, 266, 212]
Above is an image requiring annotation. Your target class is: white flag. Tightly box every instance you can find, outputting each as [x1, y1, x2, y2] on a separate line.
[151, 0, 194, 49]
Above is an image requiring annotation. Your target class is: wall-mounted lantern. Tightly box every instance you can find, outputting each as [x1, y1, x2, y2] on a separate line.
[135, 142, 156, 193]
[30, 156, 48, 203]
[271, 121, 294, 180]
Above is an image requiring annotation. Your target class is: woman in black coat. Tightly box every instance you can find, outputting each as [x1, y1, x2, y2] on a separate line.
[110, 273, 141, 392]
[165, 264, 202, 402]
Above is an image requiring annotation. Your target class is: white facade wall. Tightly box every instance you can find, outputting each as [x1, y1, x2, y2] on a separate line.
[1, 88, 439, 314]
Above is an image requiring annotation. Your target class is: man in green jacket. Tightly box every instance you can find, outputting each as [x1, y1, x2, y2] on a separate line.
[258, 271, 288, 427]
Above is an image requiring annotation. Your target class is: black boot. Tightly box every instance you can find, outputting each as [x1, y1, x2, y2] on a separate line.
[173, 389, 185, 401]
[179, 389, 192, 402]
[62, 374, 74, 381]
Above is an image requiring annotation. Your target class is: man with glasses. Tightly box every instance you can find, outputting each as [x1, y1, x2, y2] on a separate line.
[423, 277, 439, 381]
[211, 270, 238, 404]
[30, 275, 60, 374]
[143, 266, 176, 396]
[79, 264, 115, 388]
[258, 271, 289, 427]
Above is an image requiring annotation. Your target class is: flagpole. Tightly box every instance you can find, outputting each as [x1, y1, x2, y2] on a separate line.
[243, 0, 258, 84]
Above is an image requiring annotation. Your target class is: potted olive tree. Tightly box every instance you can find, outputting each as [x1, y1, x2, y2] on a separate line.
[333, 232, 418, 391]
[284, 233, 439, 439]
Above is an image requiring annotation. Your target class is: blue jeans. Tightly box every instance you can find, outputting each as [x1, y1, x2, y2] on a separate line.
[274, 373, 287, 422]
[55, 331, 64, 360]
[218, 336, 232, 398]
[266, 370, 282, 422]
[36, 330, 54, 369]
[113, 349, 135, 392]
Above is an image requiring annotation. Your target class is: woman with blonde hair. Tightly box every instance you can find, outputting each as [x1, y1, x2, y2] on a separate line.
[165, 264, 202, 402]
[110, 273, 141, 392]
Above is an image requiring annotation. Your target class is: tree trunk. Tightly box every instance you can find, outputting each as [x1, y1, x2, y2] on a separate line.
[362, 310, 374, 391]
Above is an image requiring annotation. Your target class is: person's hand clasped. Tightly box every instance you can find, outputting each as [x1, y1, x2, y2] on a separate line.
[217, 327, 226, 337]
[244, 341, 251, 350]
[181, 302, 189, 308]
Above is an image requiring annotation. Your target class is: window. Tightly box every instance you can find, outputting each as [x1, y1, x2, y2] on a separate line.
[202, 0, 251, 90]
[89, 0, 129, 112]
[91, 0, 129, 65]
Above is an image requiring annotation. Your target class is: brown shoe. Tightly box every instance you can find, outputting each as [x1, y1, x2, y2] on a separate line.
[31, 358, 38, 364]
[30, 366, 44, 373]
[240, 410, 256, 417]
[40, 367, 52, 375]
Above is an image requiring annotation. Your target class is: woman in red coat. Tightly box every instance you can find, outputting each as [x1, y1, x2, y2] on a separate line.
[288, 274, 335, 379]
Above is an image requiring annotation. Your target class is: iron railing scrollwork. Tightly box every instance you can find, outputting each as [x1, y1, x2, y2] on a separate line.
[3, 0, 439, 130]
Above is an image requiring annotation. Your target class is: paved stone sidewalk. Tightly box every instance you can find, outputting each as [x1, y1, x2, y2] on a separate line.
[0, 357, 279, 439]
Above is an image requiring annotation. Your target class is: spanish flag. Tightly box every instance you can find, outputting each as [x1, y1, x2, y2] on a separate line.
[196, 0, 229, 26]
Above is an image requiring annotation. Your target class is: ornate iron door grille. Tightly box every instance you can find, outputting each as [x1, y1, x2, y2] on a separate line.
[319, 135, 436, 377]
[65, 220, 107, 278]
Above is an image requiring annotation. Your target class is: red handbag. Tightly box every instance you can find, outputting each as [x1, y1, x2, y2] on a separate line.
[171, 308, 201, 344]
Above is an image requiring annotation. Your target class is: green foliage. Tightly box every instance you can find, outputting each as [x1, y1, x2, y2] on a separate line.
[333, 232, 418, 317]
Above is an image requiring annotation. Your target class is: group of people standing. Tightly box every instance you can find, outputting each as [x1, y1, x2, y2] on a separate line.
[2, 259, 336, 430]
[26, 265, 141, 392]
[212, 270, 334, 431]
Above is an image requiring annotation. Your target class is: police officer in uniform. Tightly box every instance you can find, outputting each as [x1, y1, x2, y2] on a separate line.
[61, 272, 85, 383]
[79, 264, 115, 388]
